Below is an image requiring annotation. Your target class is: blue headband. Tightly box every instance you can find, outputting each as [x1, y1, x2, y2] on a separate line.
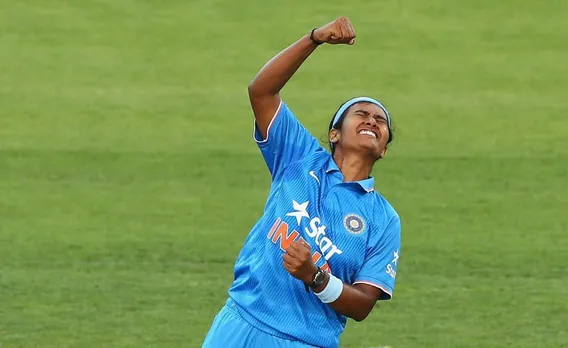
[331, 96, 391, 129]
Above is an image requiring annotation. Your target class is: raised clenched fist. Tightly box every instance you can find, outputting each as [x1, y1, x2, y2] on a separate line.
[312, 17, 356, 45]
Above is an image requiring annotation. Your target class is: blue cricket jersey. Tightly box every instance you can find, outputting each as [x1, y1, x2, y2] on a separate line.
[227, 100, 402, 348]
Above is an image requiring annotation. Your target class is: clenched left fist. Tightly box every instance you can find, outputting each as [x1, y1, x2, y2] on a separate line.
[282, 240, 318, 285]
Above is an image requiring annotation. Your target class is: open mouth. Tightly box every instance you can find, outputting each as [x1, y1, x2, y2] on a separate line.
[358, 129, 377, 138]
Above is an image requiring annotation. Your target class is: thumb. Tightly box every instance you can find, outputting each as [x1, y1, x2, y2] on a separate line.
[348, 38, 355, 45]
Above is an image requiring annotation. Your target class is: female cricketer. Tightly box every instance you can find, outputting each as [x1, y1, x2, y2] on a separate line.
[202, 16, 402, 348]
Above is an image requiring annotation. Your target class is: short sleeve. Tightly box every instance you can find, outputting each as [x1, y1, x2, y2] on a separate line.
[353, 216, 401, 301]
[253, 100, 321, 178]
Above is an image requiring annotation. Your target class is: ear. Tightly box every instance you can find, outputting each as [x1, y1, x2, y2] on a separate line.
[379, 148, 387, 158]
[329, 129, 340, 144]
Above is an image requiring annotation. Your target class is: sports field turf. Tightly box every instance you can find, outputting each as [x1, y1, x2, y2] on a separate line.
[1, 1, 567, 347]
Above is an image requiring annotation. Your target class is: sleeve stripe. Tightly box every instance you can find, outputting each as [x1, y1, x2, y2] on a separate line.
[253, 99, 283, 144]
[353, 281, 393, 300]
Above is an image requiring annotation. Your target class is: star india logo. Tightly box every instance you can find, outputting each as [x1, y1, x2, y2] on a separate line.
[386, 250, 399, 279]
[286, 200, 310, 225]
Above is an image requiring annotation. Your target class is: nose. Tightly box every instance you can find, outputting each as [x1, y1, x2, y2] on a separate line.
[364, 116, 377, 127]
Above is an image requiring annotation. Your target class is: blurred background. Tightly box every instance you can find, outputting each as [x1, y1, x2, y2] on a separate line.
[1, 0, 566, 347]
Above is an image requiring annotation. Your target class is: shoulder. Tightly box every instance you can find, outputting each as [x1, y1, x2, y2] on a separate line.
[370, 190, 399, 216]
[368, 191, 401, 233]
[279, 145, 329, 170]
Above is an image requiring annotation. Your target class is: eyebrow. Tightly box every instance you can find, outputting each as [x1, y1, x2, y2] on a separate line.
[354, 109, 387, 120]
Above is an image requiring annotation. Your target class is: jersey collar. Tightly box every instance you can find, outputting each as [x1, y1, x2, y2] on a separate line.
[325, 157, 375, 193]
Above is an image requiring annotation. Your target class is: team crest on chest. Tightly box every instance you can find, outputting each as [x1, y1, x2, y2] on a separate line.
[343, 214, 366, 235]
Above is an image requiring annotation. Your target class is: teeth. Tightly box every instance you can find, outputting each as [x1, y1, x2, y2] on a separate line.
[359, 130, 376, 138]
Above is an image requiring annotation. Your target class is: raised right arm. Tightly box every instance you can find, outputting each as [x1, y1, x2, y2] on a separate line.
[248, 17, 356, 140]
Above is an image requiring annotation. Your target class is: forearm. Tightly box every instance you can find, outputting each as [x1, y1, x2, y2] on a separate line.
[248, 34, 318, 97]
[327, 284, 376, 321]
[312, 274, 378, 322]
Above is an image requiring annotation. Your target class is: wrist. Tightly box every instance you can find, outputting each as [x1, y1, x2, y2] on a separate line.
[312, 272, 329, 293]
[309, 28, 325, 46]
[303, 265, 320, 285]
[314, 273, 344, 303]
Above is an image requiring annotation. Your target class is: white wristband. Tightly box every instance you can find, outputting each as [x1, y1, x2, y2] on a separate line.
[314, 273, 344, 303]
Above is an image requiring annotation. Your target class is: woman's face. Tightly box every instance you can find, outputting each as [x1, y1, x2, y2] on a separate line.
[330, 102, 390, 160]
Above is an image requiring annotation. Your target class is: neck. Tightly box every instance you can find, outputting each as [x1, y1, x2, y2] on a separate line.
[332, 150, 374, 182]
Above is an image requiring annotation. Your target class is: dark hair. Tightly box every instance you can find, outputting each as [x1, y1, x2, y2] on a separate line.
[327, 101, 395, 154]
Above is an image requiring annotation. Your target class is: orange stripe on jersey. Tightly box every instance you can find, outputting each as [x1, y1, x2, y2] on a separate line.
[266, 218, 281, 239]
[311, 251, 322, 264]
[271, 221, 299, 251]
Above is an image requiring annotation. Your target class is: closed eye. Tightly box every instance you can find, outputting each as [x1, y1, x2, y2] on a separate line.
[355, 110, 387, 124]
[374, 115, 387, 124]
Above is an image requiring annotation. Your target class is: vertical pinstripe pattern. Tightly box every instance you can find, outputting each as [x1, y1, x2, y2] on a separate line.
[224, 102, 401, 348]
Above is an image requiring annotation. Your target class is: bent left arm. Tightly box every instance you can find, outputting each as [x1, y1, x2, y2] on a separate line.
[284, 216, 400, 321]
[283, 242, 386, 322]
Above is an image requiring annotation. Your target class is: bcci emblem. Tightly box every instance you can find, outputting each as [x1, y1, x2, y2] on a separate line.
[343, 214, 366, 235]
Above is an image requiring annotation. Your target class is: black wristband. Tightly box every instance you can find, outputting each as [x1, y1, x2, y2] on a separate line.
[310, 28, 324, 46]
[304, 267, 324, 293]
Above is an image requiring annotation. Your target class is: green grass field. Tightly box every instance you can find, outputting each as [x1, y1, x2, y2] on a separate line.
[1, 0, 567, 347]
